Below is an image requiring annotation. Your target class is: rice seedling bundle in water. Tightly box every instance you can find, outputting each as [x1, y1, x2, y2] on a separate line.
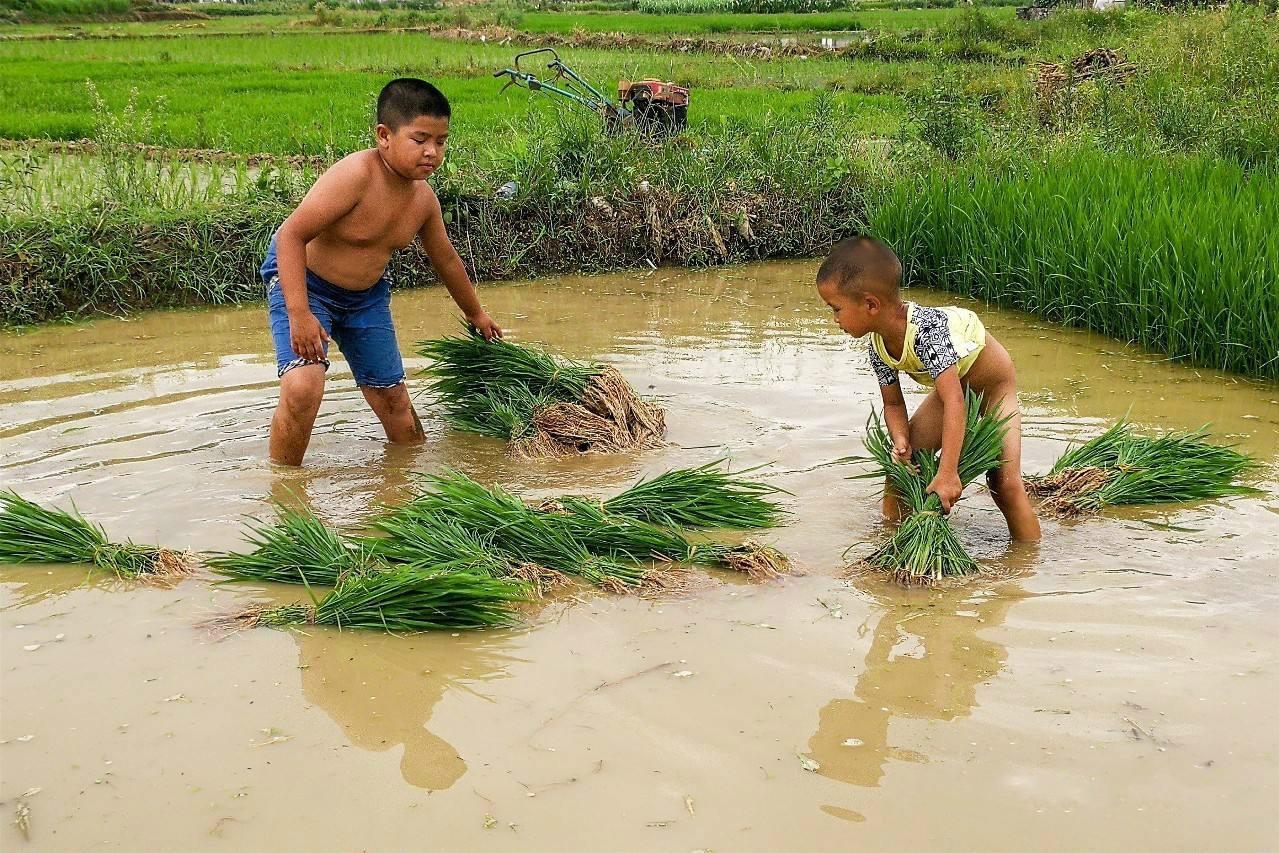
[601, 461, 789, 529]
[0, 491, 193, 579]
[383, 471, 660, 592]
[366, 510, 567, 596]
[227, 566, 526, 632]
[417, 327, 665, 457]
[1025, 422, 1255, 517]
[207, 503, 375, 586]
[857, 392, 1010, 584]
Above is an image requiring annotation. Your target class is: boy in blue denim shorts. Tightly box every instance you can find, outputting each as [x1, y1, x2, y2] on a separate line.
[262, 78, 503, 465]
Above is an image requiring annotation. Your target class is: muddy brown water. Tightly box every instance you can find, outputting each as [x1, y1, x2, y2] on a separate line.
[2, 261, 1277, 851]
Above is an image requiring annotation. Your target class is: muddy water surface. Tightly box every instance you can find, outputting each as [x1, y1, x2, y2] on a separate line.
[2, 261, 1278, 851]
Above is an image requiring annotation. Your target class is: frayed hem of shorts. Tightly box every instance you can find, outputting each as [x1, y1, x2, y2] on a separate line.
[357, 376, 406, 389]
[278, 357, 330, 378]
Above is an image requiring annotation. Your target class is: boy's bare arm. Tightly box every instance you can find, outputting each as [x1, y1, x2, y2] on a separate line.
[879, 382, 912, 465]
[417, 192, 502, 341]
[275, 161, 368, 361]
[929, 366, 966, 512]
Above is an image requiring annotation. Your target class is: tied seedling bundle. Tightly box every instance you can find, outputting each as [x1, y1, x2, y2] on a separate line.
[379, 465, 792, 590]
[600, 460, 789, 530]
[1025, 421, 1256, 517]
[207, 503, 377, 587]
[856, 392, 1011, 584]
[0, 491, 193, 580]
[418, 326, 665, 458]
[378, 471, 673, 593]
[221, 566, 525, 632]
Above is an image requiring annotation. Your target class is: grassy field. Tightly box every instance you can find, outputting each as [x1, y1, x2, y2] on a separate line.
[871, 151, 1279, 379]
[2, 3, 1277, 381]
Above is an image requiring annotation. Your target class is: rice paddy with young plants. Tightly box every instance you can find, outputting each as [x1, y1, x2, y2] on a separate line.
[0, 490, 194, 579]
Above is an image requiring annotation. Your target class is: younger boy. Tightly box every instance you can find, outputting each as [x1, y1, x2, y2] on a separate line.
[262, 78, 503, 466]
[816, 236, 1040, 541]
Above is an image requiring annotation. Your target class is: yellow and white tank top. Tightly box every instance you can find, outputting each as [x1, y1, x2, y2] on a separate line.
[868, 302, 986, 387]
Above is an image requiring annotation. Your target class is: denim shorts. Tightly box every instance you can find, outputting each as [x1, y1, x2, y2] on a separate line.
[262, 242, 406, 388]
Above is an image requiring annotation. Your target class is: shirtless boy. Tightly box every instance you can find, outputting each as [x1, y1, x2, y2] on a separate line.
[816, 236, 1041, 541]
[261, 78, 502, 466]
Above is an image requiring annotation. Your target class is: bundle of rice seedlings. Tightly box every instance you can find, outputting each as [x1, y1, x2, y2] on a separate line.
[207, 503, 375, 587]
[387, 471, 662, 592]
[857, 392, 1011, 584]
[691, 540, 793, 581]
[601, 461, 789, 529]
[1026, 421, 1256, 517]
[225, 566, 526, 632]
[550, 497, 792, 582]
[417, 326, 665, 457]
[366, 510, 566, 597]
[0, 490, 193, 579]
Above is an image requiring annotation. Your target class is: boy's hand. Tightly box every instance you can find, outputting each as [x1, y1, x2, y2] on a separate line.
[926, 471, 964, 514]
[289, 310, 329, 362]
[468, 311, 503, 341]
[891, 437, 913, 467]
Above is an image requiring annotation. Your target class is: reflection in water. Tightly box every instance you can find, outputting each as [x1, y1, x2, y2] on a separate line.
[293, 628, 518, 791]
[806, 578, 1028, 788]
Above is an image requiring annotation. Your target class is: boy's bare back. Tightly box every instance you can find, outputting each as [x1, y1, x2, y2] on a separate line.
[287, 149, 442, 291]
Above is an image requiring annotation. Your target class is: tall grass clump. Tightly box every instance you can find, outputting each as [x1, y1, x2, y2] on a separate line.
[1026, 421, 1256, 517]
[418, 326, 665, 457]
[0, 491, 193, 579]
[854, 392, 1010, 583]
[224, 566, 525, 632]
[869, 149, 1279, 380]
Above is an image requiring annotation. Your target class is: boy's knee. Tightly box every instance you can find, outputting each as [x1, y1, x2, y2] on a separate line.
[987, 468, 1027, 503]
[280, 369, 325, 415]
[364, 383, 413, 416]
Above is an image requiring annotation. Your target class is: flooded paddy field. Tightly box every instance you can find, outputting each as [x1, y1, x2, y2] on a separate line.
[2, 260, 1277, 850]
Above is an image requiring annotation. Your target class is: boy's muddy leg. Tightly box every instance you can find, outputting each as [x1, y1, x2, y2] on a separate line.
[983, 388, 1042, 542]
[362, 383, 426, 445]
[270, 364, 327, 466]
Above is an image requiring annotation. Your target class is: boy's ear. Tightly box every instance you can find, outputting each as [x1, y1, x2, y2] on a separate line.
[864, 292, 882, 312]
[375, 124, 392, 146]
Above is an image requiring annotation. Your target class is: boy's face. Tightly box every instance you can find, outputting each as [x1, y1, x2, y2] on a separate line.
[376, 114, 450, 181]
[817, 278, 877, 338]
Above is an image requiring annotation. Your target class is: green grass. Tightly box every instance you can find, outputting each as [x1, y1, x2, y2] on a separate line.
[869, 150, 1279, 380]
[0, 33, 925, 154]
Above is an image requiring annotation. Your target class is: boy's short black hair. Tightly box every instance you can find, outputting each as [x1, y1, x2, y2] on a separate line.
[816, 236, 902, 299]
[377, 78, 450, 129]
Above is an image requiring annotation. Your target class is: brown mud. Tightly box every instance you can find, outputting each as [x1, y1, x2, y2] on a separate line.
[2, 261, 1277, 850]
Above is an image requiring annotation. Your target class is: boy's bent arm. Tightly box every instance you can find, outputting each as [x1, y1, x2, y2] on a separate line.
[880, 382, 912, 464]
[275, 162, 367, 361]
[929, 367, 966, 512]
[417, 194, 502, 340]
